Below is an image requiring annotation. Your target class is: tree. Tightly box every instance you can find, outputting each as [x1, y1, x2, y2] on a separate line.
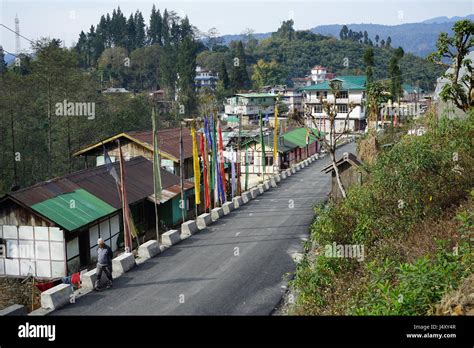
[230, 41, 249, 90]
[304, 80, 355, 199]
[274, 20, 295, 41]
[0, 46, 6, 74]
[219, 59, 230, 89]
[340, 25, 349, 40]
[389, 47, 404, 103]
[176, 17, 198, 118]
[428, 19, 474, 112]
[375, 34, 380, 46]
[363, 47, 375, 83]
[366, 81, 389, 130]
[363, 31, 369, 45]
[251, 59, 284, 90]
[110, 7, 127, 47]
[204, 27, 223, 51]
[126, 14, 136, 51]
[386, 36, 392, 48]
[148, 5, 163, 45]
[134, 10, 146, 48]
[380, 39, 385, 48]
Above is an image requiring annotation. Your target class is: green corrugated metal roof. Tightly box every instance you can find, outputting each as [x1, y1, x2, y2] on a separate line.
[31, 189, 117, 231]
[242, 131, 298, 153]
[235, 93, 276, 98]
[301, 75, 366, 91]
[281, 128, 322, 147]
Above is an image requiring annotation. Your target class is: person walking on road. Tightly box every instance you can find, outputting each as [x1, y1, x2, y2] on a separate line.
[94, 238, 113, 291]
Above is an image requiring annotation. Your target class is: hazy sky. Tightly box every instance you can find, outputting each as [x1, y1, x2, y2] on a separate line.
[1, 0, 472, 53]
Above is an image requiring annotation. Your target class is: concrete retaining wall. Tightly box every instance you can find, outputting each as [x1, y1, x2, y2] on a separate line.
[263, 181, 270, 190]
[250, 187, 260, 198]
[181, 220, 198, 237]
[241, 191, 251, 203]
[138, 240, 160, 259]
[196, 213, 212, 230]
[270, 177, 277, 188]
[0, 304, 27, 316]
[222, 202, 234, 215]
[81, 268, 97, 289]
[112, 252, 136, 275]
[162, 230, 180, 246]
[211, 207, 224, 221]
[232, 196, 243, 208]
[40, 283, 73, 310]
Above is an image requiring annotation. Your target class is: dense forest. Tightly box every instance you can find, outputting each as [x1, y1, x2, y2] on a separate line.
[0, 6, 445, 195]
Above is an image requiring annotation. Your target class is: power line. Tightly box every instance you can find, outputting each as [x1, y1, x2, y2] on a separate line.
[1, 47, 18, 57]
[0, 23, 35, 45]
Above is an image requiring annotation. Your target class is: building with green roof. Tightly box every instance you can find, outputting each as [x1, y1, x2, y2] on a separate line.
[224, 93, 277, 126]
[301, 75, 368, 133]
[241, 127, 321, 175]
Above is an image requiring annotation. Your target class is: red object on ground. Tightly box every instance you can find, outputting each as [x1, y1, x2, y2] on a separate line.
[71, 272, 81, 286]
[35, 281, 56, 292]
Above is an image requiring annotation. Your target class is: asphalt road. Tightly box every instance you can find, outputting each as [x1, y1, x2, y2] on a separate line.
[53, 143, 355, 315]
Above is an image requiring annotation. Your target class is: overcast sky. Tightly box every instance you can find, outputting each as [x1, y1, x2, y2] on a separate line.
[1, 0, 473, 53]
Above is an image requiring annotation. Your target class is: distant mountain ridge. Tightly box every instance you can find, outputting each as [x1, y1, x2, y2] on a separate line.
[220, 14, 473, 58]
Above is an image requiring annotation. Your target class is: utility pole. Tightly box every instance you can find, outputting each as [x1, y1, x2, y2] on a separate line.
[236, 113, 242, 195]
[152, 106, 160, 243]
[179, 122, 186, 223]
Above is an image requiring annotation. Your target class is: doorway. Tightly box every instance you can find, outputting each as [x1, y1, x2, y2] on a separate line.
[78, 230, 90, 267]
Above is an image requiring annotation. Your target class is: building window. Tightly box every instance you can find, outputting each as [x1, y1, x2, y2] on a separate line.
[265, 156, 273, 166]
[323, 91, 328, 98]
[316, 91, 320, 97]
[314, 104, 323, 113]
[339, 90, 348, 98]
[248, 152, 254, 165]
[337, 104, 348, 113]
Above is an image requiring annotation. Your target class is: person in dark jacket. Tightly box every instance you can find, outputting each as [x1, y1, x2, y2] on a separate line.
[94, 238, 113, 290]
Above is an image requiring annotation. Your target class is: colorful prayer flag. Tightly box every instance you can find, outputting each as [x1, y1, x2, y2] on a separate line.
[259, 111, 266, 177]
[191, 127, 201, 205]
[273, 101, 278, 164]
[151, 108, 162, 200]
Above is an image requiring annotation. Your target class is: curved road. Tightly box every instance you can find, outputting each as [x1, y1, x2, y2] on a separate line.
[52, 143, 355, 315]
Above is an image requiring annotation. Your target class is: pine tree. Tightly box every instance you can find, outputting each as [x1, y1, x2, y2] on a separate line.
[340, 25, 349, 40]
[148, 5, 163, 45]
[177, 34, 197, 118]
[134, 10, 146, 48]
[162, 9, 170, 47]
[230, 41, 249, 91]
[363, 47, 375, 83]
[111, 7, 127, 47]
[219, 60, 229, 89]
[389, 47, 404, 102]
[126, 14, 136, 51]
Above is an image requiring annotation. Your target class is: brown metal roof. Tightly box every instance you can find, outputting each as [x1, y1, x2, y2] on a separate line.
[7, 157, 193, 210]
[74, 127, 200, 162]
[10, 178, 81, 207]
[66, 157, 191, 209]
[127, 127, 197, 161]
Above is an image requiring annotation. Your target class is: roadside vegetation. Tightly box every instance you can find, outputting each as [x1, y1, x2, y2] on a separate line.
[290, 110, 473, 315]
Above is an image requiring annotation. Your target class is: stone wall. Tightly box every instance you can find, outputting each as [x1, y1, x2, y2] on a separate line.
[0, 277, 41, 312]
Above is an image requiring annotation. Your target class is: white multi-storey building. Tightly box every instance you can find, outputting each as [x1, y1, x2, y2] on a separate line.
[224, 93, 276, 125]
[302, 76, 367, 133]
[195, 66, 219, 90]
